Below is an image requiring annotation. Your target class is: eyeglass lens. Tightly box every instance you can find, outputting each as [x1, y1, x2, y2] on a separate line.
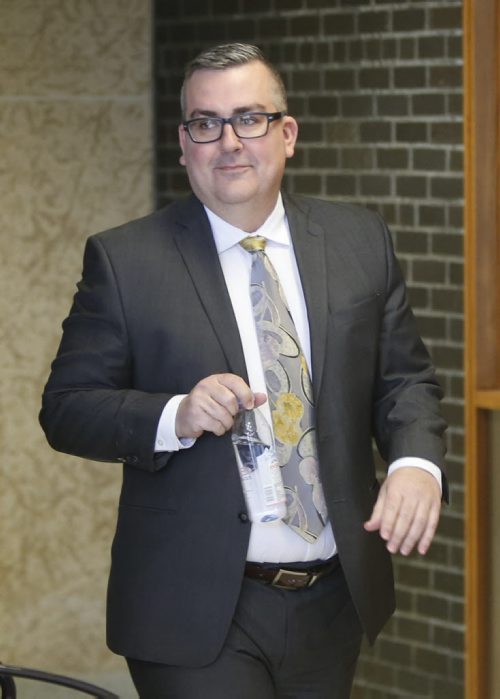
[187, 113, 272, 142]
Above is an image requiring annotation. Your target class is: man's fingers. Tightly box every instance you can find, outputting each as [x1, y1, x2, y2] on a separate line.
[384, 498, 417, 554]
[364, 484, 387, 532]
[416, 500, 441, 555]
[176, 389, 235, 438]
[396, 497, 440, 556]
[215, 373, 257, 411]
[176, 374, 264, 439]
[253, 392, 268, 409]
[365, 481, 407, 541]
[365, 468, 442, 557]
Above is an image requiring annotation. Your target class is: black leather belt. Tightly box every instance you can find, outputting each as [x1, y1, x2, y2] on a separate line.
[244, 556, 340, 590]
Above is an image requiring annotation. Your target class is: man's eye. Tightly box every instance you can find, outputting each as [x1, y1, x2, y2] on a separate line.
[198, 119, 219, 130]
[238, 114, 259, 126]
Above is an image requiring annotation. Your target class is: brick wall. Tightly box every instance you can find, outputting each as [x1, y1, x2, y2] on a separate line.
[154, 1, 464, 696]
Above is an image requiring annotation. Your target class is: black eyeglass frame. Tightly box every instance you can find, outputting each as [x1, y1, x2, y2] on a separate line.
[182, 111, 287, 143]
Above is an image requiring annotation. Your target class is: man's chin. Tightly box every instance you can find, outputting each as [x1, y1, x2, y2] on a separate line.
[213, 186, 258, 207]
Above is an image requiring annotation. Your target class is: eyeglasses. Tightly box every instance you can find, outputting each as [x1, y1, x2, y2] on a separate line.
[182, 111, 287, 144]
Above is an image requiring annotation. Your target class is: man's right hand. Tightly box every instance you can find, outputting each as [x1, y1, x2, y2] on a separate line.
[175, 374, 267, 439]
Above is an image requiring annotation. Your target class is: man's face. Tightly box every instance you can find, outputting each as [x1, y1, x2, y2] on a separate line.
[178, 61, 298, 230]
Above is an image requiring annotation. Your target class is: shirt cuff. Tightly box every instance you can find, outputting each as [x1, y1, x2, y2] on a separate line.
[154, 395, 196, 453]
[388, 457, 442, 495]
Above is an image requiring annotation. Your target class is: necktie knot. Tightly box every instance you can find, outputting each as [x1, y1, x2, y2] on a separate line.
[240, 236, 267, 253]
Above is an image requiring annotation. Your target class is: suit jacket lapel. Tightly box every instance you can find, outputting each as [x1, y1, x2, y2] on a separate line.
[171, 193, 330, 391]
[172, 196, 248, 381]
[283, 193, 328, 396]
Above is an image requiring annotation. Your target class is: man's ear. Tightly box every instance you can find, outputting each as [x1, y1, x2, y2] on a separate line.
[283, 116, 299, 159]
[178, 124, 187, 166]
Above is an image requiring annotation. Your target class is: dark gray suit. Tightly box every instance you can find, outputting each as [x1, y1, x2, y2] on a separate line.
[40, 192, 447, 667]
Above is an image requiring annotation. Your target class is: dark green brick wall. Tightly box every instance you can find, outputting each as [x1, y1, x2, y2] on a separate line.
[154, 1, 464, 696]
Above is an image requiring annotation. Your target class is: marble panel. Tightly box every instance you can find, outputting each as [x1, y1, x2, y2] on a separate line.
[0, 2, 152, 696]
[0, 0, 150, 97]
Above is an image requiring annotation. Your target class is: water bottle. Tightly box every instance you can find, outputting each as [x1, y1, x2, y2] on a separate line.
[232, 408, 286, 523]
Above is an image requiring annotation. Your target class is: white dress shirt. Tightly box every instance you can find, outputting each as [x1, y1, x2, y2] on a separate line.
[154, 195, 442, 562]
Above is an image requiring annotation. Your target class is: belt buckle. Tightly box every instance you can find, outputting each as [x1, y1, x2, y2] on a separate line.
[307, 573, 319, 587]
[272, 568, 312, 589]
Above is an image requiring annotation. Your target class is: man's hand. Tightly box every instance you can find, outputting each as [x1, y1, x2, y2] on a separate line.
[175, 373, 267, 439]
[364, 467, 442, 556]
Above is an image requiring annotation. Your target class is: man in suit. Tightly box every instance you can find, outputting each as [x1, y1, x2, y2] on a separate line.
[40, 43, 447, 698]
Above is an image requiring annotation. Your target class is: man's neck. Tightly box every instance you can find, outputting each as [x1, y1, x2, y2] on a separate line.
[202, 197, 281, 233]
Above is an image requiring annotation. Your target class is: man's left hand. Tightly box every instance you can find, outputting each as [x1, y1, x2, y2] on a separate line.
[364, 467, 442, 556]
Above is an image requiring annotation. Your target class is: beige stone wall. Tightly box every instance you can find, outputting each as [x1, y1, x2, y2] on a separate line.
[0, 2, 153, 696]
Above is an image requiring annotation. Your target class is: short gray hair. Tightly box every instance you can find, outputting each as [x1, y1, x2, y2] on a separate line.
[180, 43, 288, 116]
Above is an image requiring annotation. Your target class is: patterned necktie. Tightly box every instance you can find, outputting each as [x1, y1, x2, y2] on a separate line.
[240, 235, 327, 542]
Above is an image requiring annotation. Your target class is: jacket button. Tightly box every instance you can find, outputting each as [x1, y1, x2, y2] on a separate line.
[238, 512, 249, 522]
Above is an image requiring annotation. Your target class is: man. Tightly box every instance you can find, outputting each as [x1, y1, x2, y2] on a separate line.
[40, 43, 447, 698]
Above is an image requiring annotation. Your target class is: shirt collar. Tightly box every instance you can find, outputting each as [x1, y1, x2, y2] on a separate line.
[204, 194, 288, 255]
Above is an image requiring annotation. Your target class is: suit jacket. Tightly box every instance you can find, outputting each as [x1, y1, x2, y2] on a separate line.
[40, 192, 447, 666]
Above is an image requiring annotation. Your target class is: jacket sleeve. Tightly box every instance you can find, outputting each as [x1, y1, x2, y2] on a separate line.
[370, 214, 448, 494]
[39, 235, 173, 471]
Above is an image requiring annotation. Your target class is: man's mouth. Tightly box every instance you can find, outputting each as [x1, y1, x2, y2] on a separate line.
[216, 163, 251, 172]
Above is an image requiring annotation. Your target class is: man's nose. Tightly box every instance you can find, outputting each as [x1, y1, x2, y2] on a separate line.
[220, 122, 243, 150]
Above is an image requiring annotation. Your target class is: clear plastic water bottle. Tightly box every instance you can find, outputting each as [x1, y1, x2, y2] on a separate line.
[232, 408, 286, 523]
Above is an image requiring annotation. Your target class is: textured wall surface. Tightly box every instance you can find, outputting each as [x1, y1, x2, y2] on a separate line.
[155, 1, 464, 697]
[0, 2, 152, 696]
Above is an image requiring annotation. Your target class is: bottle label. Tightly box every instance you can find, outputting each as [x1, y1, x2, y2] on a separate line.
[257, 449, 286, 507]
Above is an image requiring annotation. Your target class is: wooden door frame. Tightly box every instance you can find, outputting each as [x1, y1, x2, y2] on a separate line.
[464, 0, 500, 696]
